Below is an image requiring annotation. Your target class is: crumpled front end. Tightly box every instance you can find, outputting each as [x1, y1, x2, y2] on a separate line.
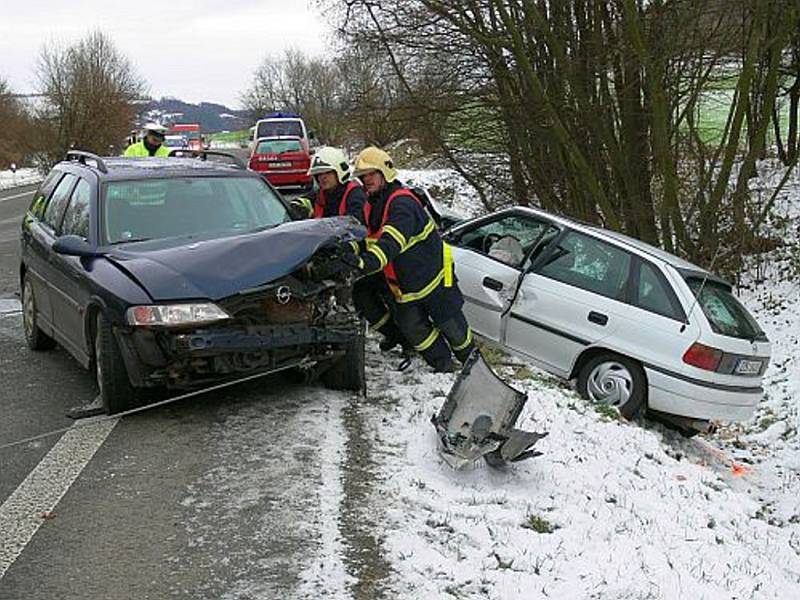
[432, 352, 548, 469]
[115, 242, 363, 389]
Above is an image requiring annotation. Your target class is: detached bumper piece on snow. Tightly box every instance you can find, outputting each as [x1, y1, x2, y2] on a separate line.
[432, 351, 547, 469]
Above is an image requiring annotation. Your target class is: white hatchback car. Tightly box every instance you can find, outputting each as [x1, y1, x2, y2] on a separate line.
[447, 207, 771, 430]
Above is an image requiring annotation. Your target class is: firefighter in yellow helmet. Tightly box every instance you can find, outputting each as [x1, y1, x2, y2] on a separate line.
[348, 146, 474, 372]
[290, 146, 367, 225]
[123, 123, 170, 157]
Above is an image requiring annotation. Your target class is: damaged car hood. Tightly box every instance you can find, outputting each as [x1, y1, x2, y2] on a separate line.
[104, 217, 365, 301]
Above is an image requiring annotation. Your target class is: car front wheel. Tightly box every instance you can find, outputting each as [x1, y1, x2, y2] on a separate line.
[95, 312, 136, 414]
[323, 320, 366, 392]
[577, 353, 646, 419]
[22, 275, 55, 351]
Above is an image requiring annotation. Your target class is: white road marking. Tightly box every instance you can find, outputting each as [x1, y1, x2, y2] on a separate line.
[0, 299, 21, 317]
[0, 190, 34, 204]
[0, 215, 23, 227]
[0, 417, 118, 579]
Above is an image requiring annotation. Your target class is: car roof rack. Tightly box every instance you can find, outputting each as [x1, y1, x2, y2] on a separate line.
[167, 149, 246, 169]
[65, 150, 108, 174]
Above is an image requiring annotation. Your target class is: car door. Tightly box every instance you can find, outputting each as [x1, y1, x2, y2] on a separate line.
[21, 171, 64, 330]
[48, 177, 94, 360]
[25, 172, 78, 332]
[611, 258, 697, 372]
[449, 212, 554, 342]
[506, 229, 634, 376]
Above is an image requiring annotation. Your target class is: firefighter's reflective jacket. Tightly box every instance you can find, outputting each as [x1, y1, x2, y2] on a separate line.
[123, 141, 170, 157]
[294, 181, 367, 225]
[359, 181, 454, 303]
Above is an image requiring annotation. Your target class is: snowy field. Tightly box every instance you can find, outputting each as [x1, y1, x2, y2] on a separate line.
[0, 168, 42, 190]
[347, 165, 800, 599]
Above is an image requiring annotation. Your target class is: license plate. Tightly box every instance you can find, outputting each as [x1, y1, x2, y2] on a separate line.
[268, 161, 292, 168]
[735, 358, 762, 375]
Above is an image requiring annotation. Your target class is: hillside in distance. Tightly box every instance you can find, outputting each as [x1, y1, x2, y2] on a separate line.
[136, 97, 252, 133]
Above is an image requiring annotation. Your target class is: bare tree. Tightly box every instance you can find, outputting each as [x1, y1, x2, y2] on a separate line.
[334, 0, 798, 276]
[240, 49, 349, 144]
[0, 77, 31, 168]
[35, 30, 146, 166]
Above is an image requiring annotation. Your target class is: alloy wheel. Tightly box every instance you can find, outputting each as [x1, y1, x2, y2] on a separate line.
[95, 327, 104, 397]
[22, 280, 35, 339]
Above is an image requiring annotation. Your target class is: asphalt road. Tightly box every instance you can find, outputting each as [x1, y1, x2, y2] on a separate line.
[0, 183, 390, 599]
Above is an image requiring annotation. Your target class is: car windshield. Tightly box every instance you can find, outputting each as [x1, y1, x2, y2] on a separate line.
[257, 120, 303, 138]
[103, 176, 290, 244]
[256, 139, 302, 154]
[686, 277, 766, 341]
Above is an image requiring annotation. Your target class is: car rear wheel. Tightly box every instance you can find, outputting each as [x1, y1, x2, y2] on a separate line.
[95, 312, 136, 415]
[22, 275, 55, 351]
[577, 353, 646, 419]
[323, 320, 366, 392]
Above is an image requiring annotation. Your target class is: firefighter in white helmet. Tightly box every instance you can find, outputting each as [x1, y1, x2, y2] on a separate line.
[290, 146, 366, 225]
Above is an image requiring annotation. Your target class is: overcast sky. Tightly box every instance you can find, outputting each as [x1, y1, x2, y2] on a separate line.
[0, 0, 330, 108]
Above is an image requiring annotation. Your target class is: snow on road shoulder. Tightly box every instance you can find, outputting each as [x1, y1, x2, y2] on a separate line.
[0, 168, 42, 190]
[397, 168, 484, 219]
[363, 349, 800, 598]
[359, 165, 800, 599]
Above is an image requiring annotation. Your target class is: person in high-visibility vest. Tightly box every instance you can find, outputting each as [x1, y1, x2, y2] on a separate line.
[290, 146, 366, 225]
[123, 123, 170, 157]
[348, 146, 475, 372]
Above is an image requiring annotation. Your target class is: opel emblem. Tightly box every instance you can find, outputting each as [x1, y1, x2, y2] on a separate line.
[276, 286, 292, 305]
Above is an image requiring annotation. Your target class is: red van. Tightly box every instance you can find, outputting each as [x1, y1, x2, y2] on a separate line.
[248, 136, 312, 189]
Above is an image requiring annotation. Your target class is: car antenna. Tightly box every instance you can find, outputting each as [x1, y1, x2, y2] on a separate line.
[680, 242, 721, 333]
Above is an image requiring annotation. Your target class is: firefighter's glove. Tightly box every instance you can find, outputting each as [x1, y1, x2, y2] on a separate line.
[340, 242, 365, 272]
[289, 197, 313, 220]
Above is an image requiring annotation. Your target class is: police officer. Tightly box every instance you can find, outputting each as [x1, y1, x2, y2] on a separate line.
[349, 146, 475, 372]
[123, 123, 170, 157]
[291, 146, 367, 225]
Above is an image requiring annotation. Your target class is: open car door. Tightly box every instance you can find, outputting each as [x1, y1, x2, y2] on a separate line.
[448, 211, 558, 344]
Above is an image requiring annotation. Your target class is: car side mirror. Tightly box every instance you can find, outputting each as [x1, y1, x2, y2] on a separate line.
[53, 235, 99, 258]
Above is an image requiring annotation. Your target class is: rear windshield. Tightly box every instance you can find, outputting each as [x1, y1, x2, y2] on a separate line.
[256, 139, 302, 154]
[103, 176, 290, 244]
[163, 137, 187, 148]
[256, 120, 303, 139]
[686, 278, 766, 341]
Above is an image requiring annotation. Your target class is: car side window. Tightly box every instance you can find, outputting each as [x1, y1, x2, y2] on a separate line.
[455, 215, 550, 268]
[636, 261, 682, 319]
[537, 231, 631, 300]
[61, 179, 92, 240]
[29, 171, 63, 219]
[43, 173, 77, 231]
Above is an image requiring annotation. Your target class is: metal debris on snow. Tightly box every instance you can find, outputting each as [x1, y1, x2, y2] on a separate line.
[431, 351, 547, 469]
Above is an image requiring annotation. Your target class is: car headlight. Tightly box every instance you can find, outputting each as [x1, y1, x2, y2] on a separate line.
[126, 303, 231, 326]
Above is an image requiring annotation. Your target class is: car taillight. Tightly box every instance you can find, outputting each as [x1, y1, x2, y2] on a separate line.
[682, 342, 723, 371]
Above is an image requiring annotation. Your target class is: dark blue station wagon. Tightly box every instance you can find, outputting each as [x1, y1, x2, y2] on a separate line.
[20, 151, 366, 414]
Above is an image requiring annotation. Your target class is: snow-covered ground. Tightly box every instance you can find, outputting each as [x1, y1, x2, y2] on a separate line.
[0, 168, 42, 190]
[1, 159, 796, 597]
[349, 166, 800, 598]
